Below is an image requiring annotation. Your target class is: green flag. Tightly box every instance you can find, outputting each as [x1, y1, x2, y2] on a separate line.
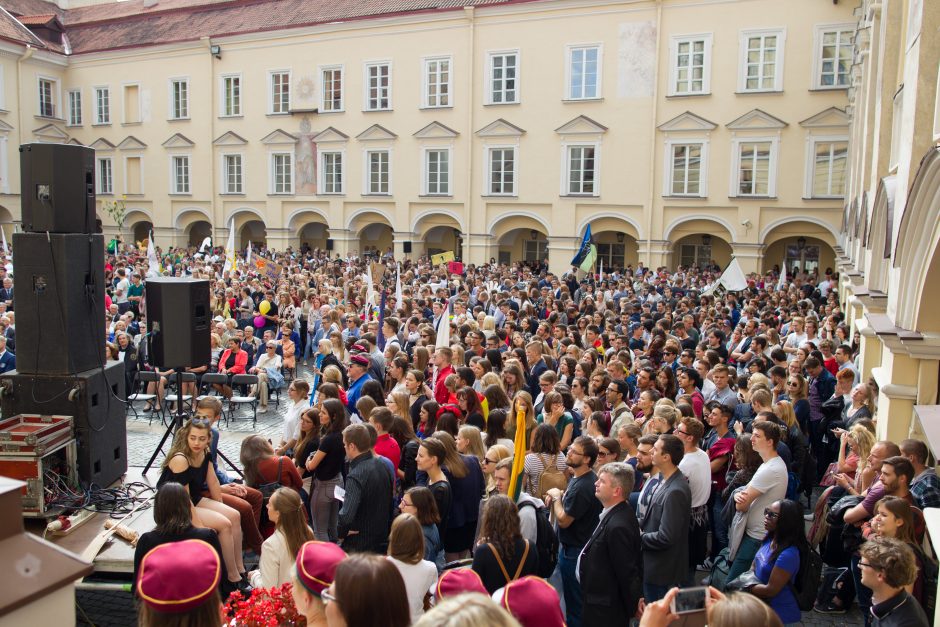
[578, 243, 597, 273]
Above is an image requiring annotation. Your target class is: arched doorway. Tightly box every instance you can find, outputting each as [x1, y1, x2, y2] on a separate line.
[585, 215, 642, 271]
[289, 209, 331, 253]
[489, 213, 550, 267]
[188, 221, 212, 247]
[349, 209, 394, 259]
[413, 211, 464, 260]
[131, 221, 152, 245]
[175, 209, 213, 248]
[665, 217, 735, 270]
[239, 220, 267, 250]
[759, 219, 838, 275]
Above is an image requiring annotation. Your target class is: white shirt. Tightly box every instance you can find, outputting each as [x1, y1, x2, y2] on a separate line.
[744, 456, 788, 540]
[387, 556, 438, 623]
[282, 400, 306, 444]
[678, 448, 712, 508]
[249, 527, 312, 589]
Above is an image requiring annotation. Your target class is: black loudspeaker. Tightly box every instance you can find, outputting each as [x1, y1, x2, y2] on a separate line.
[403, 241, 413, 254]
[12, 232, 105, 375]
[326, 239, 334, 251]
[145, 278, 211, 369]
[19, 143, 96, 234]
[0, 362, 127, 487]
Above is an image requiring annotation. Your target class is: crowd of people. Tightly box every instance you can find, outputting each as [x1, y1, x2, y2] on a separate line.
[87, 241, 939, 626]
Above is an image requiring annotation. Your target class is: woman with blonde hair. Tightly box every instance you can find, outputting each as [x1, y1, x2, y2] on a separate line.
[507, 391, 538, 448]
[248, 487, 313, 588]
[482, 444, 513, 496]
[328, 329, 346, 362]
[387, 390, 413, 421]
[481, 372, 504, 393]
[415, 593, 521, 627]
[386, 513, 438, 623]
[414, 346, 431, 376]
[834, 423, 877, 495]
[456, 425, 486, 463]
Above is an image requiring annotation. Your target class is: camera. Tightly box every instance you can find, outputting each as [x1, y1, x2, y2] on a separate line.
[670, 586, 707, 615]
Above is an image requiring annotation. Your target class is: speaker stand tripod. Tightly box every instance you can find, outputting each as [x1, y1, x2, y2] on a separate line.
[142, 369, 242, 478]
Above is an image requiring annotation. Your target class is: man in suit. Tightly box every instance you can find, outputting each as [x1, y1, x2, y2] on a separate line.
[0, 336, 13, 374]
[526, 340, 548, 397]
[578, 462, 641, 627]
[639, 434, 691, 603]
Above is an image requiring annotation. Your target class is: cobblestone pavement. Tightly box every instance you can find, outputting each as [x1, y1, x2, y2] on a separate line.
[116, 363, 865, 626]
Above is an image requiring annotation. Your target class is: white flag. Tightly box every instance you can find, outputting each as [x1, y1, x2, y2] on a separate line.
[146, 232, 161, 278]
[395, 263, 403, 308]
[703, 258, 749, 295]
[222, 220, 236, 276]
[198, 236, 211, 253]
[776, 258, 787, 291]
[365, 265, 376, 320]
[435, 300, 450, 349]
[246, 240, 252, 269]
[1, 226, 8, 255]
[598, 256, 603, 281]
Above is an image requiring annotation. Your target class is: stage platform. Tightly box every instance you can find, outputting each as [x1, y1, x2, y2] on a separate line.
[26, 466, 158, 578]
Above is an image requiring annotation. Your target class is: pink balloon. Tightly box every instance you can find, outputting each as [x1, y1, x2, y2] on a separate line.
[254, 316, 265, 328]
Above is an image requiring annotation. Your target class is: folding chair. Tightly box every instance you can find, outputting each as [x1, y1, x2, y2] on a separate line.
[230, 374, 260, 428]
[163, 372, 197, 417]
[128, 371, 160, 423]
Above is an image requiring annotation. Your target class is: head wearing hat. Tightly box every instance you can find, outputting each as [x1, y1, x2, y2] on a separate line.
[351, 342, 368, 353]
[137, 540, 221, 614]
[498, 576, 565, 627]
[295, 541, 346, 597]
[349, 354, 370, 368]
[436, 569, 487, 599]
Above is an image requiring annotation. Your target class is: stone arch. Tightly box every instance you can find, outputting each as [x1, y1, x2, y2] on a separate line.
[346, 207, 395, 233]
[411, 209, 466, 235]
[489, 213, 549, 265]
[895, 147, 940, 332]
[286, 207, 330, 232]
[663, 214, 735, 243]
[758, 216, 839, 244]
[487, 211, 551, 240]
[173, 207, 212, 231]
[124, 209, 153, 246]
[225, 207, 266, 228]
[577, 213, 642, 270]
[347, 209, 393, 257]
[287, 208, 331, 251]
[576, 213, 644, 241]
[865, 176, 897, 293]
[759, 219, 837, 275]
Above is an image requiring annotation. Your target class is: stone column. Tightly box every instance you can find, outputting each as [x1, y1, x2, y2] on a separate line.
[393, 231, 414, 261]
[548, 235, 580, 276]
[265, 227, 291, 252]
[466, 233, 496, 266]
[329, 229, 357, 259]
[640, 239, 672, 269]
[871, 348, 921, 443]
[731, 243, 764, 274]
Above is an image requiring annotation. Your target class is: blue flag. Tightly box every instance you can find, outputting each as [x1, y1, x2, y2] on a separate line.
[571, 224, 594, 267]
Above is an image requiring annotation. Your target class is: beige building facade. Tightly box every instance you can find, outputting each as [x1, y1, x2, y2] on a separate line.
[836, 0, 940, 452]
[0, 0, 853, 275]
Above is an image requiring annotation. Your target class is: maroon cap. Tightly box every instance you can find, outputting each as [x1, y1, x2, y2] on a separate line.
[137, 540, 221, 614]
[351, 343, 368, 353]
[436, 568, 487, 599]
[349, 354, 370, 367]
[295, 541, 346, 596]
[499, 576, 565, 627]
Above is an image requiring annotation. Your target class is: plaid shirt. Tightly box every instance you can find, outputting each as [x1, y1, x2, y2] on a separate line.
[911, 468, 940, 510]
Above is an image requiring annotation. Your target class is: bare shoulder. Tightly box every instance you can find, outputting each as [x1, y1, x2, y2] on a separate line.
[167, 453, 190, 473]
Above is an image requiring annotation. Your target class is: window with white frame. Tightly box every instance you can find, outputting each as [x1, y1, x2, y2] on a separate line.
[733, 139, 775, 197]
[97, 157, 112, 194]
[366, 150, 389, 194]
[38, 77, 56, 117]
[814, 25, 853, 89]
[171, 156, 190, 194]
[488, 147, 516, 195]
[739, 29, 784, 92]
[488, 52, 518, 104]
[365, 62, 391, 111]
[524, 239, 547, 262]
[423, 57, 451, 108]
[320, 151, 343, 194]
[425, 148, 450, 195]
[270, 71, 290, 114]
[271, 152, 293, 194]
[223, 154, 243, 194]
[222, 75, 241, 116]
[566, 45, 601, 100]
[566, 145, 597, 195]
[666, 142, 705, 196]
[170, 79, 189, 119]
[670, 34, 712, 96]
[809, 139, 847, 198]
[321, 67, 343, 112]
[94, 87, 110, 124]
[67, 89, 82, 126]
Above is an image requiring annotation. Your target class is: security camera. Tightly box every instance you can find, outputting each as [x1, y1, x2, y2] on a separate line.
[741, 219, 752, 228]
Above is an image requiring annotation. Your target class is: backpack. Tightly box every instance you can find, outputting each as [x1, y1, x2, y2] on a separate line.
[536, 454, 568, 500]
[518, 500, 559, 578]
[791, 546, 824, 612]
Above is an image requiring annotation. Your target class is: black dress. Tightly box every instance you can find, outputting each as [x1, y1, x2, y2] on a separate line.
[157, 453, 210, 505]
[471, 538, 539, 594]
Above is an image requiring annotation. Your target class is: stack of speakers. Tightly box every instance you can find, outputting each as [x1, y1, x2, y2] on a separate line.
[0, 143, 127, 487]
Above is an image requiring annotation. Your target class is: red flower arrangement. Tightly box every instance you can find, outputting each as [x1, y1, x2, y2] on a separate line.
[222, 582, 306, 627]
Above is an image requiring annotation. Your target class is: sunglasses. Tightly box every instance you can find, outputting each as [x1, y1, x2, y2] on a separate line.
[191, 417, 211, 427]
[483, 458, 498, 465]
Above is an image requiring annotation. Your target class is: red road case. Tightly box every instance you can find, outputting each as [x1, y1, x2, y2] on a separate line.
[0, 414, 74, 455]
[0, 415, 77, 516]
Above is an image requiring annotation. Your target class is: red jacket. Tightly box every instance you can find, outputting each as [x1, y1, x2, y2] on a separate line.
[217, 348, 248, 375]
[434, 364, 455, 404]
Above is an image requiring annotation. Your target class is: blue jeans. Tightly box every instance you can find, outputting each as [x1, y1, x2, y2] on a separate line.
[644, 583, 671, 604]
[710, 495, 729, 558]
[850, 553, 873, 625]
[559, 544, 583, 627]
[726, 535, 762, 583]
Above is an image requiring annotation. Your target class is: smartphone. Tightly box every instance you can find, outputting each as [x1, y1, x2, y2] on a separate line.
[671, 586, 707, 615]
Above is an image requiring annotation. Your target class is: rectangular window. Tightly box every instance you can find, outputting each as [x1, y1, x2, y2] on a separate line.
[811, 141, 848, 197]
[223, 154, 243, 194]
[321, 151, 344, 194]
[171, 79, 189, 119]
[123, 84, 140, 123]
[596, 243, 625, 269]
[816, 26, 853, 88]
[125, 156, 142, 195]
[424, 57, 451, 108]
[488, 147, 516, 195]
[671, 35, 712, 95]
[272, 153, 293, 194]
[94, 87, 110, 124]
[737, 141, 772, 196]
[567, 145, 596, 195]
[321, 67, 343, 112]
[488, 52, 518, 104]
[670, 143, 703, 196]
[523, 240, 547, 262]
[567, 45, 600, 100]
[222, 75, 241, 116]
[67, 90, 82, 126]
[171, 156, 190, 194]
[367, 150, 389, 194]
[38, 78, 56, 117]
[365, 63, 391, 111]
[741, 30, 782, 92]
[97, 157, 112, 194]
[270, 71, 290, 114]
[425, 149, 450, 195]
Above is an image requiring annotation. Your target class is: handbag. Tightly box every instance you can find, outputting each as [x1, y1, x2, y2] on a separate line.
[725, 569, 761, 592]
[258, 457, 284, 503]
[819, 461, 840, 487]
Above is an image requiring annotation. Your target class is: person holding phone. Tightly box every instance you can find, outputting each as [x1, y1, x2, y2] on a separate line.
[639, 586, 783, 627]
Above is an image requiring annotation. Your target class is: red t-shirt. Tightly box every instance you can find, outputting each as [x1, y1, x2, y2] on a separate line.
[374, 433, 401, 472]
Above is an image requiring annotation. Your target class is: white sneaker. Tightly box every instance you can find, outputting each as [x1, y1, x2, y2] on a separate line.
[803, 512, 814, 521]
[258, 405, 268, 413]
